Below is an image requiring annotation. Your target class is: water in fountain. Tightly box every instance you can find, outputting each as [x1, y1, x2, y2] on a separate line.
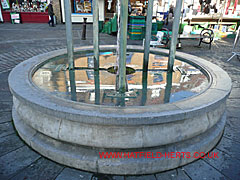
[32, 51, 209, 106]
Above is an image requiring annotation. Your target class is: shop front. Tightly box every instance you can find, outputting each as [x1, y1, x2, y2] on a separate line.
[60, 0, 105, 23]
[1, 0, 49, 23]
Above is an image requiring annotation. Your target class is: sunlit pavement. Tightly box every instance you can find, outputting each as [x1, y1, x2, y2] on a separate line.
[0, 23, 240, 180]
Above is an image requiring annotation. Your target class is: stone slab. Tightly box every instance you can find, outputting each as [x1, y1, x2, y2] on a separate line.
[55, 167, 92, 180]
[227, 99, 240, 108]
[156, 169, 191, 180]
[228, 88, 240, 99]
[0, 134, 24, 157]
[126, 175, 156, 180]
[216, 137, 240, 161]
[0, 111, 12, 123]
[0, 91, 13, 102]
[226, 116, 240, 130]
[0, 122, 14, 138]
[223, 122, 240, 143]
[204, 149, 240, 180]
[227, 107, 240, 118]
[10, 157, 64, 180]
[182, 159, 226, 179]
[0, 146, 40, 179]
[0, 101, 13, 112]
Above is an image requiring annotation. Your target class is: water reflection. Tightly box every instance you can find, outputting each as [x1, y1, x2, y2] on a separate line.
[32, 52, 209, 106]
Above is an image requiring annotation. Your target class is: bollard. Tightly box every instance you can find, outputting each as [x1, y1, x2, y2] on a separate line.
[82, 18, 87, 40]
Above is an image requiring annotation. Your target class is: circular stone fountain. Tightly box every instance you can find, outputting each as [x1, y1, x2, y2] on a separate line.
[9, 45, 231, 175]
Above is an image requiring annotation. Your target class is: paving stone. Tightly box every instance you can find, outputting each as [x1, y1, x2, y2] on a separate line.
[227, 107, 240, 118]
[216, 137, 240, 161]
[112, 176, 124, 180]
[223, 122, 240, 143]
[0, 101, 13, 112]
[182, 159, 227, 180]
[0, 134, 24, 157]
[226, 99, 240, 108]
[0, 71, 10, 82]
[55, 167, 92, 180]
[204, 149, 240, 180]
[232, 81, 240, 88]
[0, 111, 12, 123]
[0, 23, 240, 179]
[156, 169, 190, 180]
[0, 122, 14, 138]
[126, 175, 156, 180]
[10, 157, 64, 180]
[228, 88, 240, 99]
[0, 145, 41, 179]
[226, 116, 240, 130]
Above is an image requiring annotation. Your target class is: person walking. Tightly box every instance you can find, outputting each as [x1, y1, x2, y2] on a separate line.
[48, 0, 55, 27]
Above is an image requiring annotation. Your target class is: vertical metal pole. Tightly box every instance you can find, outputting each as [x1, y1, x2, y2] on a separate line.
[167, 0, 183, 72]
[93, 0, 99, 70]
[94, 70, 100, 105]
[82, 18, 87, 40]
[64, 0, 74, 70]
[118, 0, 128, 93]
[69, 69, 77, 101]
[164, 71, 173, 103]
[141, 71, 148, 106]
[143, 0, 154, 72]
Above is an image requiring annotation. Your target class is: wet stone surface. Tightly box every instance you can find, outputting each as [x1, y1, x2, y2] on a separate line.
[0, 23, 240, 179]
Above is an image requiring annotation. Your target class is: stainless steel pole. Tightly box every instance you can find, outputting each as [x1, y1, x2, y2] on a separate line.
[93, 0, 99, 70]
[69, 69, 77, 101]
[64, 0, 74, 70]
[143, 0, 154, 72]
[118, 0, 128, 93]
[164, 71, 173, 103]
[167, 0, 183, 72]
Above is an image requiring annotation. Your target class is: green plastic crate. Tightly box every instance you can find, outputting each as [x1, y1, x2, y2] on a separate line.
[152, 23, 157, 31]
[128, 26, 143, 33]
[129, 16, 145, 24]
[157, 21, 164, 30]
[129, 33, 143, 40]
[107, 21, 112, 34]
[99, 21, 103, 32]
[111, 15, 117, 32]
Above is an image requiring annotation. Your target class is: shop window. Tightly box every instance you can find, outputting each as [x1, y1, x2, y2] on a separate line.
[74, 0, 92, 14]
[1, 0, 48, 12]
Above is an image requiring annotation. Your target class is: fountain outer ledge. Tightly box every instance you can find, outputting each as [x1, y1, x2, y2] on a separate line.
[9, 45, 232, 175]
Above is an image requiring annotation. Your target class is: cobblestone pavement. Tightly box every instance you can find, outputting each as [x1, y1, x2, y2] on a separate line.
[0, 23, 240, 180]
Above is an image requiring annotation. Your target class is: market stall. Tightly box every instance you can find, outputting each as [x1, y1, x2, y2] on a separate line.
[1, 0, 49, 23]
[60, 0, 105, 23]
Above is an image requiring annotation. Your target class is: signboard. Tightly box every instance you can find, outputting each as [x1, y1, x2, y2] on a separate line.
[1, 0, 10, 10]
[10, 12, 21, 24]
[0, 4, 3, 22]
[11, 13, 20, 19]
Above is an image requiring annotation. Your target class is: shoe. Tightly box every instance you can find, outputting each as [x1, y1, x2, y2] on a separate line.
[52, 25, 56, 27]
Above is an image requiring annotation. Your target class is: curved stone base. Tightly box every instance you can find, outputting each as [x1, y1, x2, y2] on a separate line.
[13, 108, 225, 175]
[9, 46, 232, 175]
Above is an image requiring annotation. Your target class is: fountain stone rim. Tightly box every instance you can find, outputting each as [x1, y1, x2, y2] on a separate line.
[8, 45, 232, 126]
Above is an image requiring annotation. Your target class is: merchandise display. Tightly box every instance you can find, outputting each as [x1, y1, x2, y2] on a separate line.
[3, 0, 47, 13]
[74, 0, 92, 14]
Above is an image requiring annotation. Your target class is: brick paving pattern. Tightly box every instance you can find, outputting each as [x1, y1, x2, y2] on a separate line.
[0, 23, 240, 180]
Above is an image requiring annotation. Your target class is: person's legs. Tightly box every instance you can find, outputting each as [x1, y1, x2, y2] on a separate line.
[50, 15, 55, 27]
[48, 17, 51, 26]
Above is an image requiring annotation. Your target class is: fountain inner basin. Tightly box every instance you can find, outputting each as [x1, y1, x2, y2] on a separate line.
[32, 51, 209, 106]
